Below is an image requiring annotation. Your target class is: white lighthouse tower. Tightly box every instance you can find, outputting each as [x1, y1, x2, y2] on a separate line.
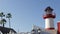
[43, 6, 56, 30]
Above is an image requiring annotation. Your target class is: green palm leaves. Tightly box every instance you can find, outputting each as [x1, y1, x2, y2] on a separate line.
[6, 13, 12, 18]
[0, 12, 5, 18]
[0, 12, 12, 27]
[1, 19, 6, 27]
[1, 19, 6, 24]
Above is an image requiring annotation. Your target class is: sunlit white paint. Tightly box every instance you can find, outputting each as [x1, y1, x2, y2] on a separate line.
[45, 18, 54, 29]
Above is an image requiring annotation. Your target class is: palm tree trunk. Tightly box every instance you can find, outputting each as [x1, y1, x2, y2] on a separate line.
[9, 18, 11, 28]
[3, 23, 4, 34]
[3, 23, 4, 27]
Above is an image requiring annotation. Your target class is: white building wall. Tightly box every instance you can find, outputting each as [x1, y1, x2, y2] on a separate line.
[43, 30, 57, 34]
[36, 29, 57, 34]
[45, 18, 54, 28]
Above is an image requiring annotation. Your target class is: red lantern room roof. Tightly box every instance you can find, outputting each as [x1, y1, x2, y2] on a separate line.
[45, 6, 53, 11]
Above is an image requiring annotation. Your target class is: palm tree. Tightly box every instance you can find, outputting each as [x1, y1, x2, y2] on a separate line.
[6, 13, 12, 28]
[1, 19, 6, 34]
[0, 12, 5, 25]
[1, 19, 6, 27]
[0, 12, 5, 19]
[0, 12, 6, 34]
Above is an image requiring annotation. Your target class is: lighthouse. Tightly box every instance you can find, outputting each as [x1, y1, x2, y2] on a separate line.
[43, 6, 56, 30]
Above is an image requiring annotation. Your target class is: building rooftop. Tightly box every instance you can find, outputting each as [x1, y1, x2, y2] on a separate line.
[0, 26, 16, 33]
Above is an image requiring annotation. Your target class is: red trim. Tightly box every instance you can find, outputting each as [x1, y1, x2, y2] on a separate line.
[43, 14, 56, 19]
[45, 28, 55, 30]
[57, 22, 60, 34]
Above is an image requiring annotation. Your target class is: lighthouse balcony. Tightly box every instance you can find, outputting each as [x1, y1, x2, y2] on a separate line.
[43, 13, 56, 19]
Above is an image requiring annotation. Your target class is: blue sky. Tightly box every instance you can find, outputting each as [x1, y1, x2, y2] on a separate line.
[0, 0, 60, 32]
